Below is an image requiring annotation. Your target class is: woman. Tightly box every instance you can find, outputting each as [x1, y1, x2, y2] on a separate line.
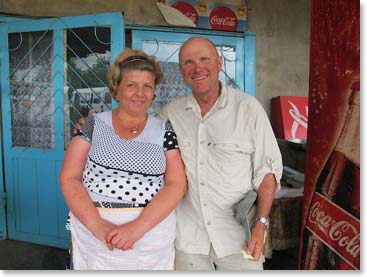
[59, 48, 187, 270]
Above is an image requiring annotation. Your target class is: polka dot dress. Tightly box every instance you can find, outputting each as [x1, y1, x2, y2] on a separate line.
[77, 111, 179, 205]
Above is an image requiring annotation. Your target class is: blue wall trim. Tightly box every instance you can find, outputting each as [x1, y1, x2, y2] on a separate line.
[244, 32, 256, 96]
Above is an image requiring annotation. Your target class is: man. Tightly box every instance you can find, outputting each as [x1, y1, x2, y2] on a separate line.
[158, 37, 282, 270]
[75, 37, 282, 270]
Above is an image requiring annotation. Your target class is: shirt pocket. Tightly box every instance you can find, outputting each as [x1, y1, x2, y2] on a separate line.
[212, 143, 254, 188]
[178, 138, 196, 167]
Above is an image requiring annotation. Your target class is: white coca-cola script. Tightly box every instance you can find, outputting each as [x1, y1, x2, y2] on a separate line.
[288, 100, 308, 138]
[309, 201, 360, 258]
[210, 16, 236, 27]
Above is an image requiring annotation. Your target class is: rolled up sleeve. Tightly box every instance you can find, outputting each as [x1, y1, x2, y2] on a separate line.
[251, 104, 283, 191]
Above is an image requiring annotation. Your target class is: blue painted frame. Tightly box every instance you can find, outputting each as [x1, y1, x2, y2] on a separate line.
[0, 56, 6, 240]
[0, 22, 9, 241]
[131, 27, 255, 95]
[0, 12, 123, 247]
[244, 32, 256, 96]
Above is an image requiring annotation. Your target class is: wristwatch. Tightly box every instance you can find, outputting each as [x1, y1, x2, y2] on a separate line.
[256, 216, 270, 228]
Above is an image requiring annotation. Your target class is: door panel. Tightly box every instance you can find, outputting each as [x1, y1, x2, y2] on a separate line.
[0, 12, 123, 248]
[8, 30, 55, 149]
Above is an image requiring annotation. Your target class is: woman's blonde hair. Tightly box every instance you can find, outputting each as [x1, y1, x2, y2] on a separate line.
[107, 48, 163, 100]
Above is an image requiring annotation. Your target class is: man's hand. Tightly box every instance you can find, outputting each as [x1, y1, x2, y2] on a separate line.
[242, 222, 266, 261]
[242, 173, 275, 260]
[72, 117, 86, 135]
[72, 109, 95, 135]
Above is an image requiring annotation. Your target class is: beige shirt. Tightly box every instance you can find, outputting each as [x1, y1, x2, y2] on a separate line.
[159, 84, 283, 258]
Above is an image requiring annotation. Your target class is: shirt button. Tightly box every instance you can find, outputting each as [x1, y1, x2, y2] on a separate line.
[207, 221, 211, 225]
[200, 140, 205, 144]
[203, 202, 207, 207]
[200, 161, 204, 165]
[200, 182, 205, 186]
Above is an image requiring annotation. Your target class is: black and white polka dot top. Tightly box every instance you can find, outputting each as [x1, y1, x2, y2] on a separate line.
[76, 111, 179, 205]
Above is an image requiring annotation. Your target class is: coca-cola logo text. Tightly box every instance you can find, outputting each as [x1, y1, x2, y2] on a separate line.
[309, 201, 359, 258]
[210, 15, 236, 27]
[307, 193, 360, 269]
[209, 6, 238, 31]
[171, 2, 199, 26]
[183, 12, 198, 24]
[288, 100, 308, 139]
[330, 221, 360, 258]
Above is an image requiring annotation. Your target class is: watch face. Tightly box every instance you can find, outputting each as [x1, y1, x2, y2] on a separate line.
[257, 216, 269, 226]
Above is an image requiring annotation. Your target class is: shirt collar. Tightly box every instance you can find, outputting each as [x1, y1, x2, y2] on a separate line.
[217, 82, 227, 109]
[184, 81, 228, 111]
[185, 92, 196, 110]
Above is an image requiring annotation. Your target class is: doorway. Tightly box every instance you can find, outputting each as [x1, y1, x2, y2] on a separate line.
[0, 12, 123, 248]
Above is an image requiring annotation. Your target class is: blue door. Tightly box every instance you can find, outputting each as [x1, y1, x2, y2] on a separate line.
[131, 29, 255, 114]
[0, 12, 123, 248]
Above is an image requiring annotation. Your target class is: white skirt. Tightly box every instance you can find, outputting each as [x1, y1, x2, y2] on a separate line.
[69, 208, 176, 270]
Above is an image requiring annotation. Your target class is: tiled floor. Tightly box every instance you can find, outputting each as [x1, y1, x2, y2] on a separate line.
[0, 239, 298, 270]
[0, 239, 68, 270]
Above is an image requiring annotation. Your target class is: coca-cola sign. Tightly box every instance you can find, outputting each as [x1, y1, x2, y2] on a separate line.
[271, 96, 308, 140]
[171, 1, 198, 26]
[306, 192, 360, 269]
[209, 6, 238, 31]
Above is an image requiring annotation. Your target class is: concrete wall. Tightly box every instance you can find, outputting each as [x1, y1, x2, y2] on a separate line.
[0, 0, 310, 117]
[246, 0, 310, 115]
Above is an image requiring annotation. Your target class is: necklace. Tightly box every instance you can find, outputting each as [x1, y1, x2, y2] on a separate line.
[130, 127, 138, 134]
[128, 118, 147, 134]
[115, 110, 147, 135]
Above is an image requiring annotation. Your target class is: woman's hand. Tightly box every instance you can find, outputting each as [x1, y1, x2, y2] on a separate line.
[90, 218, 117, 250]
[105, 219, 148, 251]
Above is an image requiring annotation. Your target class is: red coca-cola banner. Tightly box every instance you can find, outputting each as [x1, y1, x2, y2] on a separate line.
[306, 193, 360, 269]
[299, 0, 360, 270]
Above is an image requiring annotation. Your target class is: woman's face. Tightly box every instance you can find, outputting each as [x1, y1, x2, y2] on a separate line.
[116, 69, 155, 116]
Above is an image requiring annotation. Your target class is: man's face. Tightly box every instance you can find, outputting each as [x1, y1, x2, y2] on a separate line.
[179, 38, 223, 97]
